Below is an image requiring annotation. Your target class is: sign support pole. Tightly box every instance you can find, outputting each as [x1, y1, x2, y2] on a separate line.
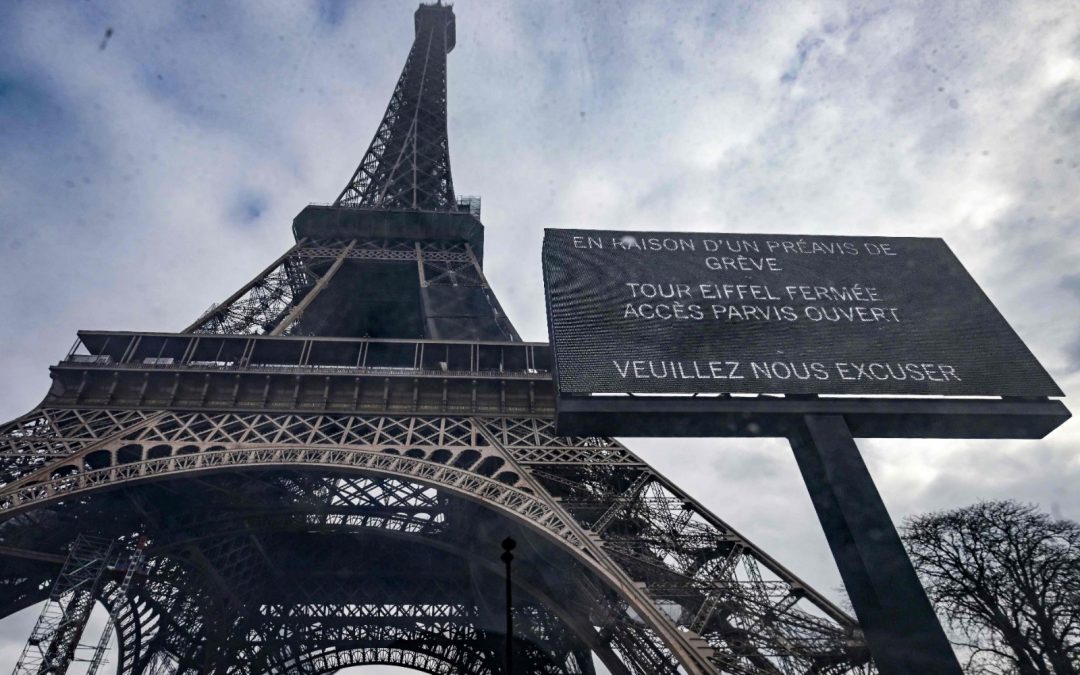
[788, 413, 962, 674]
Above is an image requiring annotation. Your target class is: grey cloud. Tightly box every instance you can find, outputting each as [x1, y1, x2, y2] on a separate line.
[1061, 274, 1080, 372]
[2, 1, 1079, 671]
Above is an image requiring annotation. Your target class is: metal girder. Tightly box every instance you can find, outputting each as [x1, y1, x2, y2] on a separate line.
[185, 243, 310, 336]
[270, 240, 357, 336]
[85, 540, 147, 675]
[177, 230, 519, 341]
[11, 535, 114, 675]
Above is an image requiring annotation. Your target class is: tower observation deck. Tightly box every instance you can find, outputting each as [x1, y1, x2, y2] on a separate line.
[0, 4, 872, 674]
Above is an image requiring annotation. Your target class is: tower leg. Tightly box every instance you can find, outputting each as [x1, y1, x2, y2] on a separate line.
[11, 536, 114, 675]
[788, 414, 962, 675]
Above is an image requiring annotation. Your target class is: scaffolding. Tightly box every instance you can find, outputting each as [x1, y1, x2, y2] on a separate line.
[11, 535, 146, 675]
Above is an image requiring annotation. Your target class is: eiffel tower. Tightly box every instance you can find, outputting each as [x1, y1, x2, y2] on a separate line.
[0, 4, 872, 674]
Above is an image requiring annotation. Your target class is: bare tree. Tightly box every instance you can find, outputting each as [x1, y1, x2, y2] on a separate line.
[901, 500, 1080, 675]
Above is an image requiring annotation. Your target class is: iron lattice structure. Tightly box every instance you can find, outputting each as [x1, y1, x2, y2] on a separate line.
[335, 4, 456, 210]
[0, 4, 872, 674]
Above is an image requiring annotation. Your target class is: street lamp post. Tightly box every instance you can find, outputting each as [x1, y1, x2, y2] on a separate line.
[501, 537, 516, 675]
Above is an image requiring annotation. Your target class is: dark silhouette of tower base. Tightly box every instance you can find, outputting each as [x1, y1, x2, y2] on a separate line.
[1, 4, 872, 674]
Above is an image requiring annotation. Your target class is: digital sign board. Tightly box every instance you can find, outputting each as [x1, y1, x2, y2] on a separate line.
[542, 229, 1062, 398]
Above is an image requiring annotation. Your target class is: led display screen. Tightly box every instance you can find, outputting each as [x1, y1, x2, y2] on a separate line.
[543, 229, 1062, 397]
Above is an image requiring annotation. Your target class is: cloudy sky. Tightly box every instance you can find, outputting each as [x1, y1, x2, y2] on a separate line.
[1, 0, 1078, 671]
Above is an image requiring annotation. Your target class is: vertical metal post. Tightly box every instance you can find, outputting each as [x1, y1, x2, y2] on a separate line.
[788, 414, 962, 675]
[86, 536, 149, 675]
[500, 537, 516, 675]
